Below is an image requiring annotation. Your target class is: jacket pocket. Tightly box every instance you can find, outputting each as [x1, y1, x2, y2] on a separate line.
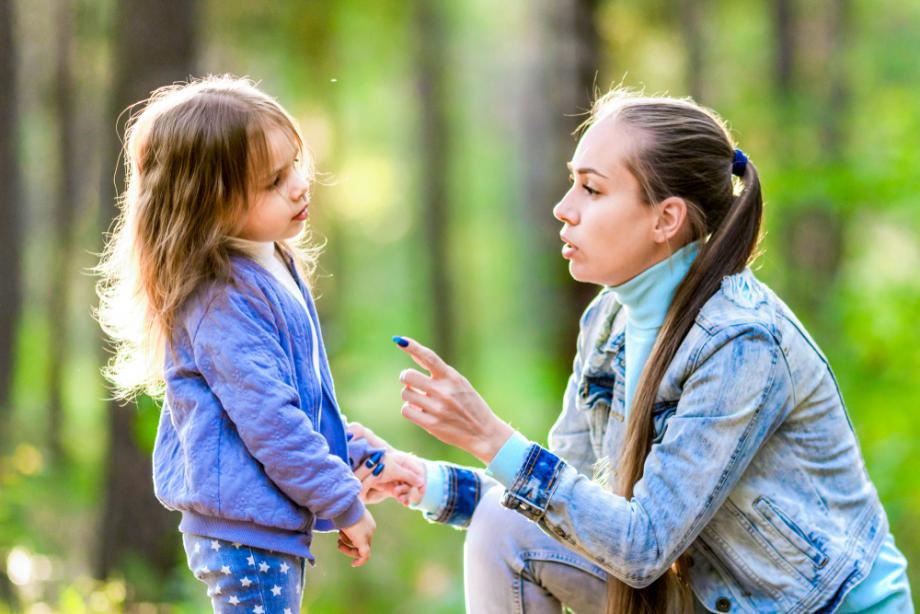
[578, 374, 615, 411]
[578, 374, 616, 457]
[753, 496, 828, 568]
[651, 399, 678, 444]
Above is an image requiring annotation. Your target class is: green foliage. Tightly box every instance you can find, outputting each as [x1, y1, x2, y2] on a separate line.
[3, 0, 918, 610]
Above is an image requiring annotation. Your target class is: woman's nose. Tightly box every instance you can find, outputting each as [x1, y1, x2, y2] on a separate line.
[553, 191, 577, 225]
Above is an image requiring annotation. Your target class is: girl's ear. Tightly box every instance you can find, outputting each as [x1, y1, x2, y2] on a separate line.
[652, 196, 688, 244]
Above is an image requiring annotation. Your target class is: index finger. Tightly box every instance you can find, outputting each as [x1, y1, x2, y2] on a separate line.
[393, 336, 450, 378]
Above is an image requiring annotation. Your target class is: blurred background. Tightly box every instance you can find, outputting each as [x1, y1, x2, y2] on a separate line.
[0, 0, 918, 611]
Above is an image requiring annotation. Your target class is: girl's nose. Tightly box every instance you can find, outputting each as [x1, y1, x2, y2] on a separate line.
[290, 168, 310, 202]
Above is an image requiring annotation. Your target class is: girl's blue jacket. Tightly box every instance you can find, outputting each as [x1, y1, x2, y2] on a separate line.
[152, 255, 372, 561]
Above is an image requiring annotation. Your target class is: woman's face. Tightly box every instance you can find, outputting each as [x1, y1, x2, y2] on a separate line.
[553, 116, 667, 287]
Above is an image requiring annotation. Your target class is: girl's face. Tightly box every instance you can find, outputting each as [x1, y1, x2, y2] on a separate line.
[553, 117, 671, 287]
[236, 126, 311, 242]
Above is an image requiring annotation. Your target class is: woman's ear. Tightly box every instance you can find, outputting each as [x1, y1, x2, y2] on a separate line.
[652, 196, 688, 244]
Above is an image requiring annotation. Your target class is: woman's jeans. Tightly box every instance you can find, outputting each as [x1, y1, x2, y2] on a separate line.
[465, 485, 609, 613]
[182, 533, 305, 613]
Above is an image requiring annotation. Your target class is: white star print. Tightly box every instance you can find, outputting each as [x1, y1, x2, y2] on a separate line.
[253, 606, 264, 614]
[194, 542, 201, 553]
[258, 561, 270, 573]
[232, 542, 242, 549]
[284, 609, 292, 614]
[279, 561, 290, 574]
[210, 539, 221, 551]
[247, 555, 256, 566]
[200, 566, 210, 575]
[228, 595, 240, 606]
[240, 576, 252, 587]
[221, 565, 231, 575]
[270, 585, 281, 596]
[214, 584, 222, 595]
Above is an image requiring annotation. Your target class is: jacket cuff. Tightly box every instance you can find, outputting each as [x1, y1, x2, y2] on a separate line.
[500, 444, 566, 522]
[413, 462, 482, 528]
[331, 495, 366, 529]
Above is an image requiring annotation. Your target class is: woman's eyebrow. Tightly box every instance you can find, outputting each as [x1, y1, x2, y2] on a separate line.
[566, 161, 608, 179]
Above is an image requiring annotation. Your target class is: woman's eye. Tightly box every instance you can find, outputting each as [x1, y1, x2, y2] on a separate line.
[582, 183, 598, 196]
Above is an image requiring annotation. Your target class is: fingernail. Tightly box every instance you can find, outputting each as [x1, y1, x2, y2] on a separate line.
[346, 432, 354, 441]
[392, 336, 409, 348]
[369, 451, 383, 464]
[365, 459, 375, 468]
[372, 463, 384, 476]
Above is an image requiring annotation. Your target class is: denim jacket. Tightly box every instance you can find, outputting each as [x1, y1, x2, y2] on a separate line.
[423, 269, 888, 613]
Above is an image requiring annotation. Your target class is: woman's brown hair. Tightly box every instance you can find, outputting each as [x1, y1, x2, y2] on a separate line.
[585, 90, 764, 614]
[95, 75, 316, 399]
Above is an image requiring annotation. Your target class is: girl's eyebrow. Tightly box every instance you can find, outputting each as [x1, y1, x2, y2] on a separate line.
[566, 161, 608, 179]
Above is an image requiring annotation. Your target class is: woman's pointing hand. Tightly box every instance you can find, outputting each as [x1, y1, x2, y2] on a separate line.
[393, 336, 513, 464]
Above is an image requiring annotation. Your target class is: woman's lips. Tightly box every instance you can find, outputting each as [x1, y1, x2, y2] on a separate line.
[560, 234, 577, 259]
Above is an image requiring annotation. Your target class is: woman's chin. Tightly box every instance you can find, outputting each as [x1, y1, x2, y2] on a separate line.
[567, 262, 591, 284]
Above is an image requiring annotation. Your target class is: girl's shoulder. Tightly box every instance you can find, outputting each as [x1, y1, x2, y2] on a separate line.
[177, 256, 282, 338]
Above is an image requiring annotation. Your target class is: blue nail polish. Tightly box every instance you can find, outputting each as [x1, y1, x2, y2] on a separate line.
[392, 336, 409, 348]
[346, 432, 354, 441]
[372, 463, 385, 476]
[365, 459, 374, 468]
[369, 451, 383, 464]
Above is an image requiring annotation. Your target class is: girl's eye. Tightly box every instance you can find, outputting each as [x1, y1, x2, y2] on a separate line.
[582, 183, 598, 196]
[271, 175, 282, 188]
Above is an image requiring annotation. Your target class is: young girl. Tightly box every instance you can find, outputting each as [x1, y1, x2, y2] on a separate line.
[95, 76, 418, 612]
[358, 89, 912, 613]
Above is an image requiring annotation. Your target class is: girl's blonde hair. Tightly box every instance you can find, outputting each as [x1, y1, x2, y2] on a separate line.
[95, 75, 316, 400]
[584, 89, 763, 614]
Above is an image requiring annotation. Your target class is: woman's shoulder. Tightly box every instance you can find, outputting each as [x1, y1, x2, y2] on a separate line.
[693, 268, 782, 344]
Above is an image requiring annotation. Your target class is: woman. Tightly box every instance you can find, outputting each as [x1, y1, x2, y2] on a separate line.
[355, 89, 911, 613]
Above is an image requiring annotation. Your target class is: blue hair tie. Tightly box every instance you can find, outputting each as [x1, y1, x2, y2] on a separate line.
[732, 148, 748, 177]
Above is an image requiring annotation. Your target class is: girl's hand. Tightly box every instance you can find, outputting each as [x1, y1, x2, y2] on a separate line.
[338, 509, 376, 567]
[354, 450, 426, 506]
[394, 337, 514, 464]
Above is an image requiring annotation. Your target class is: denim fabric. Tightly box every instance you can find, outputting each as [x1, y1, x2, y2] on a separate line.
[417, 462, 484, 528]
[154, 255, 365, 560]
[423, 269, 898, 613]
[183, 533, 305, 613]
[465, 485, 609, 613]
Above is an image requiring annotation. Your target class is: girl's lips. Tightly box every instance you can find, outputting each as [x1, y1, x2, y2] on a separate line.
[292, 205, 309, 221]
[561, 243, 577, 259]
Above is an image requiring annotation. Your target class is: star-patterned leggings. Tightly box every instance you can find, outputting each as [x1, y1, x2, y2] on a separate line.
[182, 534, 306, 613]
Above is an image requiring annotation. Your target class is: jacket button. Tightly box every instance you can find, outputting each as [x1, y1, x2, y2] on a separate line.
[715, 597, 731, 612]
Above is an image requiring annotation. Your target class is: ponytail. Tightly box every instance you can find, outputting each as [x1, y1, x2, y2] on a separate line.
[589, 91, 764, 614]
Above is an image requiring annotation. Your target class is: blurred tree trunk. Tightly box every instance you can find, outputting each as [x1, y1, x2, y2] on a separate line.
[773, 0, 794, 95]
[678, 0, 705, 102]
[777, 0, 849, 315]
[95, 0, 197, 583]
[47, 0, 76, 465]
[0, 0, 23, 446]
[521, 0, 601, 369]
[414, 0, 454, 362]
